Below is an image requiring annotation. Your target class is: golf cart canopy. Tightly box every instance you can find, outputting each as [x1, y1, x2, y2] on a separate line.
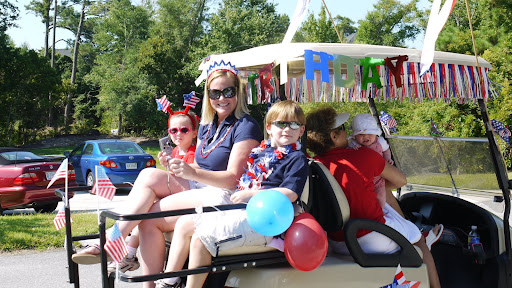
[197, 43, 495, 104]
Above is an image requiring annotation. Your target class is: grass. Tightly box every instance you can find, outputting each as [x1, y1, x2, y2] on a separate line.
[407, 173, 500, 190]
[0, 212, 115, 252]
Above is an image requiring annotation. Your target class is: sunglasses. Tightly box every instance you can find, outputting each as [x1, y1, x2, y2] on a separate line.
[272, 121, 302, 130]
[208, 86, 237, 100]
[168, 127, 191, 135]
[334, 124, 346, 131]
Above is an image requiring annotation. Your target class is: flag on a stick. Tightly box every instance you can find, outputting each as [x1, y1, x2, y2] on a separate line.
[47, 158, 69, 189]
[53, 205, 71, 230]
[156, 96, 171, 113]
[104, 223, 128, 263]
[430, 118, 443, 137]
[380, 264, 421, 288]
[491, 119, 511, 146]
[91, 166, 117, 201]
[380, 111, 398, 134]
[183, 91, 200, 109]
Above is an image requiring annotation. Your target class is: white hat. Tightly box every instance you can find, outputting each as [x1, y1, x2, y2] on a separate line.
[351, 113, 382, 136]
[333, 113, 350, 129]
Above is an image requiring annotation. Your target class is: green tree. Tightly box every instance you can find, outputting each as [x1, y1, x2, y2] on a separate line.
[295, 6, 356, 43]
[356, 0, 422, 47]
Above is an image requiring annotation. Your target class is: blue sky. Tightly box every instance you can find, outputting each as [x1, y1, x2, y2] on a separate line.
[7, 0, 429, 50]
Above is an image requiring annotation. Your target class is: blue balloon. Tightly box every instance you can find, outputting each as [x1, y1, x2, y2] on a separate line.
[246, 190, 294, 236]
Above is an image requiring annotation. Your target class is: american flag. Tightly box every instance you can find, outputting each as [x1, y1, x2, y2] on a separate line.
[53, 205, 71, 230]
[380, 111, 397, 133]
[47, 158, 69, 189]
[156, 95, 171, 113]
[491, 119, 511, 146]
[91, 166, 117, 201]
[183, 91, 200, 109]
[104, 223, 128, 263]
[430, 118, 443, 137]
[380, 264, 421, 288]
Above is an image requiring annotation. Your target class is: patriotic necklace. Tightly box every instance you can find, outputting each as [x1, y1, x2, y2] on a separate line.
[237, 140, 301, 190]
[200, 120, 237, 158]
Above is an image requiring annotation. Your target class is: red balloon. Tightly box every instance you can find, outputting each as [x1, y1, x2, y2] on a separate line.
[284, 213, 328, 272]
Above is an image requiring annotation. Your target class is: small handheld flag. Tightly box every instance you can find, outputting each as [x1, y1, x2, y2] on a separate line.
[183, 91, 200, 109]
[53, 206, 71, 230]
[156, 96, 171, 113]
[91, 166, 117, 201]
[104, 223, 128, 263]
[380, 111, 398, 134]
[430, 118, 443, 137]
[380, 264, 421, 288]
[47, 158, 69, 189]
[491, 119, 511, 146]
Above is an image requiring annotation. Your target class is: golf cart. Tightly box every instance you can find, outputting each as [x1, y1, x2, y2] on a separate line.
[59, 42, 512, 288]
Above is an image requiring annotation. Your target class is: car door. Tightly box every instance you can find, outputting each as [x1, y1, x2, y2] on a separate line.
[69, 143, 86, 184]
[80, 143, 95, 181]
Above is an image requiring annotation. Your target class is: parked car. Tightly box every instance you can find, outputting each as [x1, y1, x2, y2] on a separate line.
[65, 140, 156, 186]
[0, 147, 76, 214]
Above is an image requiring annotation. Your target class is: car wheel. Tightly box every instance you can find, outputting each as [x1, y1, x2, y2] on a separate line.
[34, 202, 58, 213]
[86, 171, 95, 194]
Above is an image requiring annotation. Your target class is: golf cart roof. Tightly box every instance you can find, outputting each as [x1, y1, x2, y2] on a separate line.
[197, 43, 494, 104]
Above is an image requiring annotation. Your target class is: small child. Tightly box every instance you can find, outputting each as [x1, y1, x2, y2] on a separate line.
[154, 100, 309, 288]
[107, 109, 200, 274]
[348, 113, 393, 209]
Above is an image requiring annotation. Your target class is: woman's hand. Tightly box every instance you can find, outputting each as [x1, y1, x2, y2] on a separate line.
[157, 151, 171, 168]
[168, 158, 196, 180]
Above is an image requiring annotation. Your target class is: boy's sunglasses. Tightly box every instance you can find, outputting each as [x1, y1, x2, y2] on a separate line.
[168, 127, 191, 135]
[272, 121, 302, 130]
[208, 86, 237, 100]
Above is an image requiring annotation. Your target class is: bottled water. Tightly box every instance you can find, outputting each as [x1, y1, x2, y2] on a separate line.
[468, 225, 480, 249]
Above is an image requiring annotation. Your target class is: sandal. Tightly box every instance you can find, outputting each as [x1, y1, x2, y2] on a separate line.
[71, 244, 112, 265]
[423, 224, 444, 251]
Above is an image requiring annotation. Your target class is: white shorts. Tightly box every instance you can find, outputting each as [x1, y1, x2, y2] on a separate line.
[185, 182, 235, 207]
[331, 203, 421, 255]
[193, 209, 273, 257]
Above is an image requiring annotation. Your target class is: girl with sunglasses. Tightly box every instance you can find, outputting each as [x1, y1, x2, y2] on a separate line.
[103, 110, 201, 274]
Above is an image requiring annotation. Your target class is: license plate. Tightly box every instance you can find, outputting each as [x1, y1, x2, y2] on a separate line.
[46, 171, 56, 180]
[126, 163, 137, 169]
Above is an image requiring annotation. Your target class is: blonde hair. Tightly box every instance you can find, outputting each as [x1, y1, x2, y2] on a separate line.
[201, 70, 249, 124]
[265, 100, 306, 126]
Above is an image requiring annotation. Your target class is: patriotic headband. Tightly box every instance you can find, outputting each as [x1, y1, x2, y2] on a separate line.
[206, 60, 238, 80]
[156, 92, 201, 130]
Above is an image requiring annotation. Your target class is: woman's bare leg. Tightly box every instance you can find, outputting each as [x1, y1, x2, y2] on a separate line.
[115, 167, 189, 239]
[414, 236, 441, 288]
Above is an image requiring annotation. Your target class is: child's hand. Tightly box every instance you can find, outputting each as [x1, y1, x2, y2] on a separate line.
[386, 159, 394, 165]
[168, 158, 196, 179]
[351, 143, 361, 150]
[230, 190, 255, 204]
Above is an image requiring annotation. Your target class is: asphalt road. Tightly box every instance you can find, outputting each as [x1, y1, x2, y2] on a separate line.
[1, 190, 145, 288]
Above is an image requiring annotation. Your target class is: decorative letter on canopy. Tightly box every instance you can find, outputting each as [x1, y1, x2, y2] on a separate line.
[384, 55, 408, 88]
[333, 55, 357, 88]
[360, 57, 385, 90]
[304, 50, 333, 83]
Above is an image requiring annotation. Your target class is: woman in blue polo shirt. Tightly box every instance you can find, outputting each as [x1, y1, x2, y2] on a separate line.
[72, 61, 262, 274]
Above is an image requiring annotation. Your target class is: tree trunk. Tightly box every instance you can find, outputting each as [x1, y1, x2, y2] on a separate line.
[44, 0, 50, 57]
[118, 114, 123, 134]
[64, 0, 86, 132]
[51, 0, 57, 68]
[183, 0, 206, 63]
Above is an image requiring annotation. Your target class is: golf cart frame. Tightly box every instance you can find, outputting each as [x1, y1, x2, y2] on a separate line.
[59, 42, 512, 287]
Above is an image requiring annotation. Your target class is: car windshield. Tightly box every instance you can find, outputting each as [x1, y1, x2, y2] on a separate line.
[389, 136, 501, 193]
[98, 142, 145, 155]
[0, 151, 45, 162]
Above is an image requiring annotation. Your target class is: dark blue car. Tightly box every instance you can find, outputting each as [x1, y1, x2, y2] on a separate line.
[66, 140, 156, 186]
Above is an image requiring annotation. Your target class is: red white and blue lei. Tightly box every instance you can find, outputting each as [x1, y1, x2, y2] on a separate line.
[237, 140, 301, 190]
